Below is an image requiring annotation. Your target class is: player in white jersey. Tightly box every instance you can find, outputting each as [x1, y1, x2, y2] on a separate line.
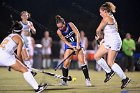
[41, 31, 52, 69]
[20, 11, 36, 75]
[0, 22, 47, 93]
[94, 2, 131, 89]
[78, 31, 88, 69]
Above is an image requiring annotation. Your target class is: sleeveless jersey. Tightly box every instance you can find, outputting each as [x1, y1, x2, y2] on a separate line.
[60, 23, 76, 42]
[103, 14, 118, 35]
[0, 34, 26, 54]
[20, 21, 31, 35]
[0, 34, 18, 54]
[42, 37, 52, 48]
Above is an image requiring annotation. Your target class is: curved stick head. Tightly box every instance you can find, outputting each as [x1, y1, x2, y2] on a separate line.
[67, 76, 72, 81]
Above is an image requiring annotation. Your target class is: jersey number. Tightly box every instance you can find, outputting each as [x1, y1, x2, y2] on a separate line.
[0, 39, 9, 49]
[69, 37, 74, 42]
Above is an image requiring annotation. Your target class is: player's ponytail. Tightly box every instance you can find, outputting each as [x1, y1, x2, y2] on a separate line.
[55, 15, 65, 24]
[100, 2, 116, 13]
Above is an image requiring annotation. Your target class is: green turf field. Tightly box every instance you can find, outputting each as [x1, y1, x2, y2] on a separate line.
[0, 67, 140, 93]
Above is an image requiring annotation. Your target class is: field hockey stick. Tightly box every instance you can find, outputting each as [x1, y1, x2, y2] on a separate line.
[31, 68, 73, 81]
[95, 35, 101, 45]
[54, 51, 75, 71]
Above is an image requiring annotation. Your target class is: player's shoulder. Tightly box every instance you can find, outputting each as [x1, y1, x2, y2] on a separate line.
[68, 22, 74, 26]
[28, 21, 33, 25]
[57, 29, 61, 34]
[28, 20, 32, 23]
[11, 34, 22, 42]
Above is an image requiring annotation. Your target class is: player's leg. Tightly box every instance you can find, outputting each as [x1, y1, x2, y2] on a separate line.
[77, 48, 91, 86]
[78, 49, 88, 69]
[94, 44, 115, 82]
[46, 55, 51, 69]
[61, 49, 73, 85]
[11, 59, 47, 92]
[22, 48, 37, 77]
[107, 48, 131, 89]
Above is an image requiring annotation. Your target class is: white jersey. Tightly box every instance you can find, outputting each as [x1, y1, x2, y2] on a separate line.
[42, 37, 52, 48]
[20, 21, 31, 36]
[0, 34, 18, 54]
[103, 14, 118, 35]
[0, 33, 26, 66]
[42, 37, 52, 55]
[103, 14, 122, 51]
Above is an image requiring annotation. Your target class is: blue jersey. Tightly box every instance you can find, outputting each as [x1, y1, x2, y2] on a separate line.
[60, 23, 76, 42]
[60, 23, 82, 51]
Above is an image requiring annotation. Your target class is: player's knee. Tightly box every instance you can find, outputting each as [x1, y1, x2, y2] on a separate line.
[107, 61, 113, 67]
[94, 54, 100, 61]
[20, 66, 28, 73]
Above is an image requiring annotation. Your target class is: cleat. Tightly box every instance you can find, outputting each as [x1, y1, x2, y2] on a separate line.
[35, 83, 47, 93]
[59, 80, 68, 86]
[104, 70, 115, 83]
[121, 77, 131, 89]
[31, 71, 37, 77]
[85, 78, 92, 87]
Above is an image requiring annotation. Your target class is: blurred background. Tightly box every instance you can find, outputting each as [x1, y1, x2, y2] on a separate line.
[0, 0, 140, 71]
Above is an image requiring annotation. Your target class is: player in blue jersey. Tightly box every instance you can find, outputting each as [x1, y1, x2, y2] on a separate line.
[55, 15, 91, 87]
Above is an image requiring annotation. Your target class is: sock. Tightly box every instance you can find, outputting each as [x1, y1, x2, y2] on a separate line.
[78, 62, 81, 69]
[24, 61, 31, 68]
[42, 59, 46, 68]
[81, 64, 90, 79]
[23, 71, 38, 89]
[47, 59, 51, 68]
[58, 59, 63, 69]
[96, 58, 111, 73]
[24, 61, 32, 72]
[30, 58, 33, 67]
[62, 67, 69, 82]
[111, 63, 126, 80]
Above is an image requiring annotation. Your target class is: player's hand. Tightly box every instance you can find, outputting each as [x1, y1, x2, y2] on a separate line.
[95, 35, 100, 41]
[76, 45, 80, 50]
[73, 47, 77, 52]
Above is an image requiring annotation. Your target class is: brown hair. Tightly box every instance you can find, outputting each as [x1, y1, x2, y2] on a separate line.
[55, 15, 65, 24]
[100, 2, 116, 13]
[20, 11, 31, 18]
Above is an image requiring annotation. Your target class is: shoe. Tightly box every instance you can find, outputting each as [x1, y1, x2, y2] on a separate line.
[85, 78, 92, 87]
[121, 77, 131, 89]
[31, 71, 37, 77]
[104, 70, 115, 83]
[35, 83, 47, 93]
[59, 80, 68, 86]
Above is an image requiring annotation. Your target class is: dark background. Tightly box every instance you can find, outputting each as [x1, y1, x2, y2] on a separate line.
[0, 0, 140, 42]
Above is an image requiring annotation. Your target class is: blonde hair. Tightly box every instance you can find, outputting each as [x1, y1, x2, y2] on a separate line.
[20, 11, 31, 18]
[100, 2, 116, 13]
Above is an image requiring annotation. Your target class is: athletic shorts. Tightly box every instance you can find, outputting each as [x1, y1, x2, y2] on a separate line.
[103, 33, 122, 51]
[26, 37, 34, 56]
[0, 51, 16, 66]
[42, 47, 52, 55]
[21, 35, 28, 48]
[64, 42, 83, 51]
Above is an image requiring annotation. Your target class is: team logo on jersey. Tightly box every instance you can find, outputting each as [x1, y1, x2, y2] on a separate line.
[65, 31, 74, 39]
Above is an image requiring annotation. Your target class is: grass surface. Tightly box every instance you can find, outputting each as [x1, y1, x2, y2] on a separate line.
[0, 67, 140, 93]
